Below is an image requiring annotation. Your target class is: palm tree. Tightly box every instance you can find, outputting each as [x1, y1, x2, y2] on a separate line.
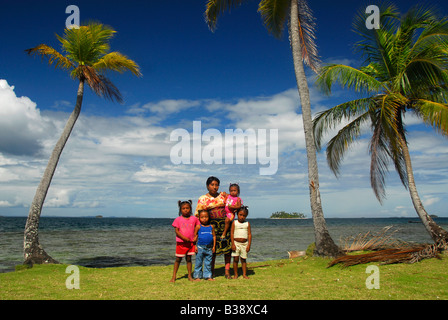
[205, 0, 342, 257]
[313, 4, 448, 245]
[24, 23, 141, 265]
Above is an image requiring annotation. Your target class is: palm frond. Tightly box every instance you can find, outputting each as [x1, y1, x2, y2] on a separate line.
[413, 98, 448, 136]
[25, 44, 74, 70]
[352, 3, 400, 55]
[340, 226, 403, 252]
[353, 2, 400, 36]
[394, 6, 448, 94]
[403, 57, 448, 94]
[369, 114, 391, 202]
[293, 0, 320, 73]
[328, 243, 442, 267]
[313, 97, 373, 150]
[258, 0, 290, 39]
[395, 5, 437, 48]
[78, 65, 123, 103]
[316, 64, 386, 95]
[205, 0, 246, 32]
[96, 75, 123, 103]
[325, 111, 371, 176]
[412, 13, 448, 50]
[93, 52, 142, 77]
[258, 0, 321, 72]
[352, 3, 400, 78]
[368, 95, 407, 202]
[57, 23, 116, 65]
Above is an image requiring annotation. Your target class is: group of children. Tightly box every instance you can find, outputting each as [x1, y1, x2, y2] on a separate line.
[170, 183, 252, 282]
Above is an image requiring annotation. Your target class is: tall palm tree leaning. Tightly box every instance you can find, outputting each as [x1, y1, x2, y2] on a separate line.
[24, 23, 141, 265]
[313, 4, 448, 245]
[205, 0, 343, 257]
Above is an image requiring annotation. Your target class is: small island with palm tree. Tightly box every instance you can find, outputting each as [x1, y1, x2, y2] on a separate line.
[270, 211, 307, 219]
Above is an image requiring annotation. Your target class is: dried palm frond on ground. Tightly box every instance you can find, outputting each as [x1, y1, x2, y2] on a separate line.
[330, 227, 447, 267]
[328, 244, 441, 267]
[329, 240, 447, 268]
[340, 226, 405, 252]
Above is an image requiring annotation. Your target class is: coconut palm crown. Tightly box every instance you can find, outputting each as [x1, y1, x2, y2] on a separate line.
[313, 4, 448, 243]
[26, 23, 141, 102]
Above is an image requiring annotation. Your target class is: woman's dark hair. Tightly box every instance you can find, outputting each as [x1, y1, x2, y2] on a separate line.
[178, 200, 192, 216]
[206, 176, 220, 187]
[229, 183, 240, 196]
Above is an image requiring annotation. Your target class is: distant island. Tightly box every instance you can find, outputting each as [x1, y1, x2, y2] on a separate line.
[270, 211, 306, 219]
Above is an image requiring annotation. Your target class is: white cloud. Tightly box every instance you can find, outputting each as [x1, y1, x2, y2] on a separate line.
[133, 164, 200, 184]
[0, 79, 55, 156]
[0, 167, 19, 182]
[45, 189, 72, 208]
[138, 99, 201, 116]
[0, 200, 14, 207]
[422, 195, 440, 207]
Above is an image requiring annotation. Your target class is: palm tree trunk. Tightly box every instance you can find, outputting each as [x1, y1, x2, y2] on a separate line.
[23, 80, 85, 266]
[398, 133, 448, 245]
[289, 0, 342, 257]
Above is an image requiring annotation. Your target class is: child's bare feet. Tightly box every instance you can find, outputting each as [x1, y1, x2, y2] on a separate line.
[243, 275, 250, 279]
[169, 278, 176, 283]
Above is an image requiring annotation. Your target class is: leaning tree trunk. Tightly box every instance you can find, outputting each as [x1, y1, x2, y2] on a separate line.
[289, 0, 342, 257]
[398, 132, 448, 245]
[23, 80, 85, 266]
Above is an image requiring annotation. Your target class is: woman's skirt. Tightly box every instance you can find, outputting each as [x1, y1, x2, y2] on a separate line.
[210, 218, 231, 256]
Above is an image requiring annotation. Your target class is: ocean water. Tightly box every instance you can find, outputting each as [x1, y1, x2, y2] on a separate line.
[1, 216, 447, 273]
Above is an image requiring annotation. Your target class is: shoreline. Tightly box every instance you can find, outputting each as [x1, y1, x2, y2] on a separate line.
[269, 217, 308, 220]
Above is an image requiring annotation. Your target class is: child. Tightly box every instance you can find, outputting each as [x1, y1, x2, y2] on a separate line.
[193, 210, 216, 281]
[170, 200, 199, 282]
[222, 183, 242, 239]
[231, 206, 251, 279]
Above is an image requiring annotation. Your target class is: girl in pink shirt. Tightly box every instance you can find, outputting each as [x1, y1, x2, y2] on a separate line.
[170, 200, 199, 282]
[222, 183, 242, 239]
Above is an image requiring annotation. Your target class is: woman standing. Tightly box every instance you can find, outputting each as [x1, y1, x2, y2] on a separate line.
[195, 176, 232, 279]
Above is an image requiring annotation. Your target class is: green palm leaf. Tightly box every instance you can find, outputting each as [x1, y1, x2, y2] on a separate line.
[313, 97, 374, 151]
[93, 52, 141, 76]
[325, 110, 371, 176]
[57, 23, 115, 66]
[205, 0, 246, 32]
[25, 44, 74, 70]
[317, 64, 386, 95]
[258, 0, 290, 38]
[414, 99, 448, 135]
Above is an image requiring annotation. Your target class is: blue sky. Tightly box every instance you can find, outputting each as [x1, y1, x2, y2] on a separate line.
[1, 0, 448, 218]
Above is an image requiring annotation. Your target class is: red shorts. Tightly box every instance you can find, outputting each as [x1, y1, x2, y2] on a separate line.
[175, 242, 195, 257]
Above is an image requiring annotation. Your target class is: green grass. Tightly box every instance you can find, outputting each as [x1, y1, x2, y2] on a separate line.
[1, 253, 447, 300]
